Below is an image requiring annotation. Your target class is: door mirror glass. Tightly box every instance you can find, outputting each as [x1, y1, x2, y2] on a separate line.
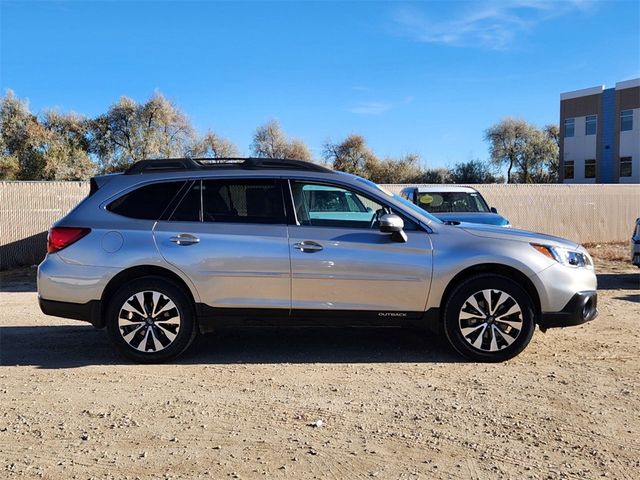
[490, 207, 498, 214]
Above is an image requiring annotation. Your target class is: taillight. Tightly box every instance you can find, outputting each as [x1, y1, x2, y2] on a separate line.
[47, 227, 91, 253]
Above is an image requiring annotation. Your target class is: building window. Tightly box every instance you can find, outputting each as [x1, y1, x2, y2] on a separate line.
[564, 118, 575, 137]
[621, 110, 633, 131]
[584, 159, 596, 179]
[620, 157, 633, 177]
[564, 160, 574, 179]
[585, 115, 597, 135]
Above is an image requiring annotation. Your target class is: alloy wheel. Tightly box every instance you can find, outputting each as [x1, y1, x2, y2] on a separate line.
[118, 291, 181, 352]
[458, 289, 523, 352]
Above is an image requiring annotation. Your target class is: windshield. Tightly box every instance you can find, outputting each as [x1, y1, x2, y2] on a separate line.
[392, 193, 443, 223]
[417, 191, 490, 213]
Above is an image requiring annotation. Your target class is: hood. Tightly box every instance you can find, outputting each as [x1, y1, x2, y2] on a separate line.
[433, 212, 509, 226]
[459, 223, 580, 249]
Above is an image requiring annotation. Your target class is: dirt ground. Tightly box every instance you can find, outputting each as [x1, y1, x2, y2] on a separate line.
[1, 243, 638, 479]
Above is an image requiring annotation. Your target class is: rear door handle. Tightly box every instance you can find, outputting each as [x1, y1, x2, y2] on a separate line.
[169, 233, 200, 246]
[293, 241, 323, 253]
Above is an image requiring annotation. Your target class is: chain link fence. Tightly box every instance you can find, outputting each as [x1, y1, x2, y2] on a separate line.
[1, 181, 639, 270]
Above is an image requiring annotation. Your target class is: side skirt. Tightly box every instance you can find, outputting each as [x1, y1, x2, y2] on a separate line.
[196, 304, 441, 333]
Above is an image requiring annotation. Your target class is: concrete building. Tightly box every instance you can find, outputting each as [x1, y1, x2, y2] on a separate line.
[559, 78, 639, 184]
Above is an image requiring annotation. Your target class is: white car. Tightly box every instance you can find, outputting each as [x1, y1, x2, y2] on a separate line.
[400, 186, 510, 227]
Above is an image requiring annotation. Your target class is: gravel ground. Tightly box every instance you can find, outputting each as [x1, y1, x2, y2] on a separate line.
[0, 244, 638, 479]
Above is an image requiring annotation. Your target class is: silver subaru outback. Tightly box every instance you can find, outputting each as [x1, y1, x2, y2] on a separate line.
[38, 158, 598, 363]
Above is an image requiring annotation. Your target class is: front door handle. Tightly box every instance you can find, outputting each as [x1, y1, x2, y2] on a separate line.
[293, 241, 323, 253]
[169, 233, 200, 246]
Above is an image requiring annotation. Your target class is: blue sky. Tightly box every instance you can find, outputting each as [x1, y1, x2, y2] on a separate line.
[1, 0, 639, 168]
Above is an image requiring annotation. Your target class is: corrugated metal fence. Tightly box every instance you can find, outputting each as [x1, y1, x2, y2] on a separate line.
[1, 181, 639, 270]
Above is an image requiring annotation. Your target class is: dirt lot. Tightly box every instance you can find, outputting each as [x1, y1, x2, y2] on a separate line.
[1, 244, 639, 479]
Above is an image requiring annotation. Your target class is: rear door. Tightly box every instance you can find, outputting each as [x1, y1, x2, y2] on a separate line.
[153, 178, 291, 311]
[287, 180, 433, 317]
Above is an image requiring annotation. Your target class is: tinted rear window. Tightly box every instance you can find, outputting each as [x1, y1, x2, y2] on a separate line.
[170, 179, 285, 224]
[107, 181, 185, 220]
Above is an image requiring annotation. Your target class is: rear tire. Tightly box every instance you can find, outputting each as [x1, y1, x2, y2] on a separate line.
[443, 274, 535, 362]
[106, 277, 197, 363]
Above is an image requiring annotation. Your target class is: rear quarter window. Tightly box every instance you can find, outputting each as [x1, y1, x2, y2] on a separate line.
[107, 181, 185, 220]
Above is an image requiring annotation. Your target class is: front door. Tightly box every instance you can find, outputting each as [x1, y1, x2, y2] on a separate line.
[154, 178, 290, 311]
[288, 180, 433, 317]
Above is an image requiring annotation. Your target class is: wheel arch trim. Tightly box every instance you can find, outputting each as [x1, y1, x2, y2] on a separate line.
[98, 264, 200, 329]
[439, 263, 542, 321]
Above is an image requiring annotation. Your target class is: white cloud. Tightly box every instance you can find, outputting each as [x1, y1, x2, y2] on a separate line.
[348, 101, 392, 115]
[393, 0, 598, 50]
[347, 96, 415, 116]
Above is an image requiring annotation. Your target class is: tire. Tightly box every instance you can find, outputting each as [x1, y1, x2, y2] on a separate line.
[106, 276, 197, 363]
[442, 274, 535, 362]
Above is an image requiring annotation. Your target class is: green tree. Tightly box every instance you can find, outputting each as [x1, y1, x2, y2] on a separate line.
[0, 90, 47, 179]
[251, 120, 312, 160]
[369, 154, 427, 184]
[324, 134, 431, 183]
[418, 168, 454, 184]
[0, 134, 19, 180]
[40, 110, 96, 180]
[450, 159, 502, 183]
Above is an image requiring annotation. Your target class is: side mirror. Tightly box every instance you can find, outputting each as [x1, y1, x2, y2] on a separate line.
[379, 214, 407, 243]
[490, 207, 498, 214]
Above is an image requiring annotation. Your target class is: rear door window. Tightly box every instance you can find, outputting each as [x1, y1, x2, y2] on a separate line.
[170, 179, 286, 224]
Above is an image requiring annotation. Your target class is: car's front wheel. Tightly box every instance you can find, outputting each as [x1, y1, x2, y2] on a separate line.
[106, 277, 197, 363]
[443, 274, 535, 362]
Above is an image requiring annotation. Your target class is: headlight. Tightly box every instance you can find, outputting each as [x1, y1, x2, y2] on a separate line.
[531, 243, 592, 268]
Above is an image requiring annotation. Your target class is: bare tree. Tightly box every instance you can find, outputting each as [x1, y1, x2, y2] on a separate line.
[189, 130, 239, 158]
[485, 118, 556, 183]
[90, 93, 195, 172]
[251, 120, 312, 160]
[322, 134, 377, 177]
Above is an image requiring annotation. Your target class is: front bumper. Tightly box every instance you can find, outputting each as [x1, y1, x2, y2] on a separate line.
[538, 291, 598, 331]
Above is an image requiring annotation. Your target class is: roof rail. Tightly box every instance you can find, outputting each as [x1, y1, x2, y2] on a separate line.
[124, 157, 334, 175]
[124, 158, 202, 174]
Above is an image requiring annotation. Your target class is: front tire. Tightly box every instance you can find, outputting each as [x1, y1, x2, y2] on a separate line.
[106, 277, 197, 363]
[443, 274, 535, 362]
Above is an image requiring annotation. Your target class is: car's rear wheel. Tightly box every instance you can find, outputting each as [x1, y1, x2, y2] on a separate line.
[443, 274, 535, 362]
[106, 277, 197, 363]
